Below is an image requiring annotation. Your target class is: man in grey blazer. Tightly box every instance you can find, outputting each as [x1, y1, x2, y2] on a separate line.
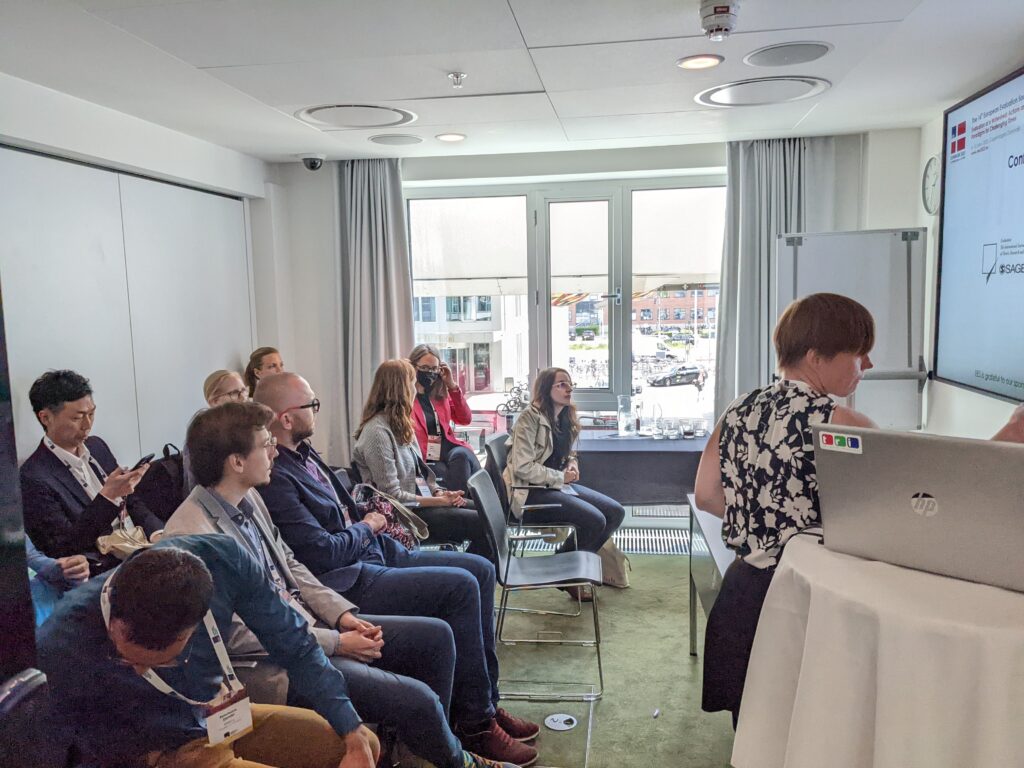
[164, 401, 517, 768]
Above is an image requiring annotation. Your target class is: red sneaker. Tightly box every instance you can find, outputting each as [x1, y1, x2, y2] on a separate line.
[459, 718, 538, 767]
[495, 707, 540, 742]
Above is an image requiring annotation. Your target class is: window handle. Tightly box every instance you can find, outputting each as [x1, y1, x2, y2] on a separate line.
[599, 287, 622, 306]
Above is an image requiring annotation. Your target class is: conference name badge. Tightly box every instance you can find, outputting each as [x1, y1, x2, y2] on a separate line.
[204, 687, 253, 746]
[818, 431, 863, 454]
[426, 435, 443, 462]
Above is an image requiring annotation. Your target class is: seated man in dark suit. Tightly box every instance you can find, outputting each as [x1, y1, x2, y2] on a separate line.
[37, 535, 380, 768]
[253, 373, 539, 767]
[20, 370, 162, 574]
[165, 401, 513, 768]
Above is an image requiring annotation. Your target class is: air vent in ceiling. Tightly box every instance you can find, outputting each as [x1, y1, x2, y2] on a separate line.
[744, 42, 833, 67]
[369, 134, 423, 146]
[297, 104, 417, 129]
[695, 76, 830, 107]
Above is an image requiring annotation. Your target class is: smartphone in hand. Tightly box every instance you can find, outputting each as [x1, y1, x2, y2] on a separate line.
[130, 453, 155, 471]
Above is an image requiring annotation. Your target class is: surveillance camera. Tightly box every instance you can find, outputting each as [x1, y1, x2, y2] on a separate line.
[299, 153, 326, 171]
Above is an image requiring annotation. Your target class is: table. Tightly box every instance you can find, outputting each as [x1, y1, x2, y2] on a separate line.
[686, 493, 735, 656]
[732, 536, 1024, 768]
[575, 431, 709, 505]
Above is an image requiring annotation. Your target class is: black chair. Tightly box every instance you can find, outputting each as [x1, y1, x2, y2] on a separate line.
[0, 668, 68, 768]
[467, 470, 604, 702]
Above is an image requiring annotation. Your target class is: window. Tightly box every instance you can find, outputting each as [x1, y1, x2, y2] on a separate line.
[409, 195, 530, 424]
[446, 297, 462, 322]
[658, 308, 669, 321]
[640, 308, 653, 320]
[476, 296, 492, 321]
[674, 290, 687, 298]
[695, 289, 704, 297]
[674, 308, 684, 320]
[708, 308, 716, 321]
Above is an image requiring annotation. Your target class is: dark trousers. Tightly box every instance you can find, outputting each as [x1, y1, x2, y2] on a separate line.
[416, 503, 492, 559]
[438, 445, 481, 495]
[524, 483, 626, 553]
[701, 557, 776, 729]
[328, 615, 464, 768]
[320, 548, 500, 728]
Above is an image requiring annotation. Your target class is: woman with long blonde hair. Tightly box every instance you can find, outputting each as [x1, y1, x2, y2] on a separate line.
[353, 360, 491, 556]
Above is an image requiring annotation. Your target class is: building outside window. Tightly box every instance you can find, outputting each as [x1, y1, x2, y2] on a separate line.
[640, 308, 653, 320]
[445, 296, 462, 322]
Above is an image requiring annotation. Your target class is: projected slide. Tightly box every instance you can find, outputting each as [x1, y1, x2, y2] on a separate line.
[936, 68, 1024, 400]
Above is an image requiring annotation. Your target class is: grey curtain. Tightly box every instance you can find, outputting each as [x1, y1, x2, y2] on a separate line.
[336, 158, 415, 465]
[714, 137, 840, 418]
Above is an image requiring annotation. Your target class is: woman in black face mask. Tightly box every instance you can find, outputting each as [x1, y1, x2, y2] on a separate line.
[408, 344, 481, 495]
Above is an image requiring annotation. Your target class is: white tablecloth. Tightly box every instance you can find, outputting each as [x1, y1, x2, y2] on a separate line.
[731, 536, 1024, 768]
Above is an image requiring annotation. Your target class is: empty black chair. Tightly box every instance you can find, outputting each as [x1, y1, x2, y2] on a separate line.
[467, 470, 604, 701]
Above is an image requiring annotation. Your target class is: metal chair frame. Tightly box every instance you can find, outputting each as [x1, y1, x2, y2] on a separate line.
[468, 470, 603, 702]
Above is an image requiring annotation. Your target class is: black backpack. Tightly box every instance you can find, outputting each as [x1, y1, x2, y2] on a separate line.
[134, 443, 186, 522]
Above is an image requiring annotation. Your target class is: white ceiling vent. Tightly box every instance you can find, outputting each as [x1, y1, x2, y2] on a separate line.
[369, 134, 423, 145]
[695, 76, 830, 107]
[297, 104, 417, 129]
[744, 42, 833, 67]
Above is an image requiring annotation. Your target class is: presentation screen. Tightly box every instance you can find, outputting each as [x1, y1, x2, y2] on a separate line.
[935, 65, 1024, 401]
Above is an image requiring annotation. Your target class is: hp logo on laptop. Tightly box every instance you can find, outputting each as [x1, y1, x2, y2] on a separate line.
[910, 492, 938, 517]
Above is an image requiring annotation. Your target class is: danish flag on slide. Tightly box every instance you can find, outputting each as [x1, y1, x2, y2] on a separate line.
[950, 121, 967, 154]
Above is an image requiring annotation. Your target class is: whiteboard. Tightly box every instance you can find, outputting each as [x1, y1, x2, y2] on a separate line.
[0, 150, 141, 462]
[774, 229, 927, 429]
[119, 177, 253, 453]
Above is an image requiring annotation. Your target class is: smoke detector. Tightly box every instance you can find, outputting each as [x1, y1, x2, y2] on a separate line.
[700, 1, 739, 42]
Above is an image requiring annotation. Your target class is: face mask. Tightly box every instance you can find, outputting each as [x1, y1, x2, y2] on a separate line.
[417, 370, 439, 390]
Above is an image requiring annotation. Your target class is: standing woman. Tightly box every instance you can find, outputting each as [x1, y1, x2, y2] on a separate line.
[243, 347, 284, 397]
[694, 292, 876, 729]
[353, 360, 491, 556]
[504, 368, 625, 562]
[409, 344, 481, 494]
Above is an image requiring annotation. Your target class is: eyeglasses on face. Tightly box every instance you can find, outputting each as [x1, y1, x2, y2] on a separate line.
[552, 381, 574, 391]
[416, 365, 441, 374]
[279, 398, 320, 418]
[216, 388, 247, 403]
[261, 436, 278, 450]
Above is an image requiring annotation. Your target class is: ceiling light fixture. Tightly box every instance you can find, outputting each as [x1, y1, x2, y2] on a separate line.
[676, 54, 724, 70]
[448, 72, 467, 89]
[369, 134, 423, 146]
[700, 0, 739, 41]
[436, 133, 466, 142]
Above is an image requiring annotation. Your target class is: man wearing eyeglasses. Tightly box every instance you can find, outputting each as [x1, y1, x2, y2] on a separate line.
[253, 373, 540, 767]
[37, 534, 381, 768]
[163, 402, 514, 768]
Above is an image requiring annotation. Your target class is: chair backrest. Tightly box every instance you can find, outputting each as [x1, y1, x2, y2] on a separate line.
[483, 432, 511, 512]
[467, 469, 511, 567]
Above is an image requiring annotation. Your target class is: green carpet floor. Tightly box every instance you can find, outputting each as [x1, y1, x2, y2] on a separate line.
[493, 554, 735, 768]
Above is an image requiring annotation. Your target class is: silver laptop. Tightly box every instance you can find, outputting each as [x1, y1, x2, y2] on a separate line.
[811, 424, 1024, 593]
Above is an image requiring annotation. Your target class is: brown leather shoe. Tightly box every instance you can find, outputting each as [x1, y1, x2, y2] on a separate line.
[459, 718, 538, 767]
[495, 707, 540, 742]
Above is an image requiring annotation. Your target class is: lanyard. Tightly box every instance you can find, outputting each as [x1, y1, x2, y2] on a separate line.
[44, 437, 108, 490]
[100, 578, 242, 706]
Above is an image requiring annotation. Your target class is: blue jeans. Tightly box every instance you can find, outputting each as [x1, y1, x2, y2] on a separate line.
[524, 483, 626, 553]
[321, 548, 500, 728]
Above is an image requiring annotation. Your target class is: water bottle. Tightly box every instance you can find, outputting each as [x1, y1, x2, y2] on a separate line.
[617, 394, 635, 436]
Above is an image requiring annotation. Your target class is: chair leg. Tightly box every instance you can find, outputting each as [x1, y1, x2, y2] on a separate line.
[496, 584, 603, 702]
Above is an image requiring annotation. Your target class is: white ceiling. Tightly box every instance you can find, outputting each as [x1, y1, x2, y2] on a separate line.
[1, 0, 1023, 162]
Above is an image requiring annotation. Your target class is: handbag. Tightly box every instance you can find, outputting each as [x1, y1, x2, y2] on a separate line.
[96, 519, 152, 560]
[598, 539, 631, 588]
[351, 483, 430, 550]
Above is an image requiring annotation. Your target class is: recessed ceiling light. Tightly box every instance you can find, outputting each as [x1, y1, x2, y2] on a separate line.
[368, 134, 422, 146]
[676, 54, 724, 70]
[436, 133, 466, 142]
[695, 76, 831, 107]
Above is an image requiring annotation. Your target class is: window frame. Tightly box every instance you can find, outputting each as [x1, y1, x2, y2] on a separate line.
[405, 174, 726, 410]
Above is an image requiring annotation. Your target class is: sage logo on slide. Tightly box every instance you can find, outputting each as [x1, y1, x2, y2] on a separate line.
[910, 492, 938, 517]
[982, 242, 998, 283]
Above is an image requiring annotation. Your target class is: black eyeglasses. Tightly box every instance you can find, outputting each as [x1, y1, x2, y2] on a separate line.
[416, 365, 441, 374]
[279, 398, 320, 417]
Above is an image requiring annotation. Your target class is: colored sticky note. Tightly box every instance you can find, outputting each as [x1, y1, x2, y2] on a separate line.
[822, 434, 834, 446]
[836, 436, 847, 447]
[848, 437, 860, 449]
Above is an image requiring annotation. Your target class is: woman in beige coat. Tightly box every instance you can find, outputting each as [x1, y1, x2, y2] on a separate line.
[503, 368, 625, 566]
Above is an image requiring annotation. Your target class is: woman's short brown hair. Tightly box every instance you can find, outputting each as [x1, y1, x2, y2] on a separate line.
[774, 293, 875, 369]
[186, 401, 275, 487]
